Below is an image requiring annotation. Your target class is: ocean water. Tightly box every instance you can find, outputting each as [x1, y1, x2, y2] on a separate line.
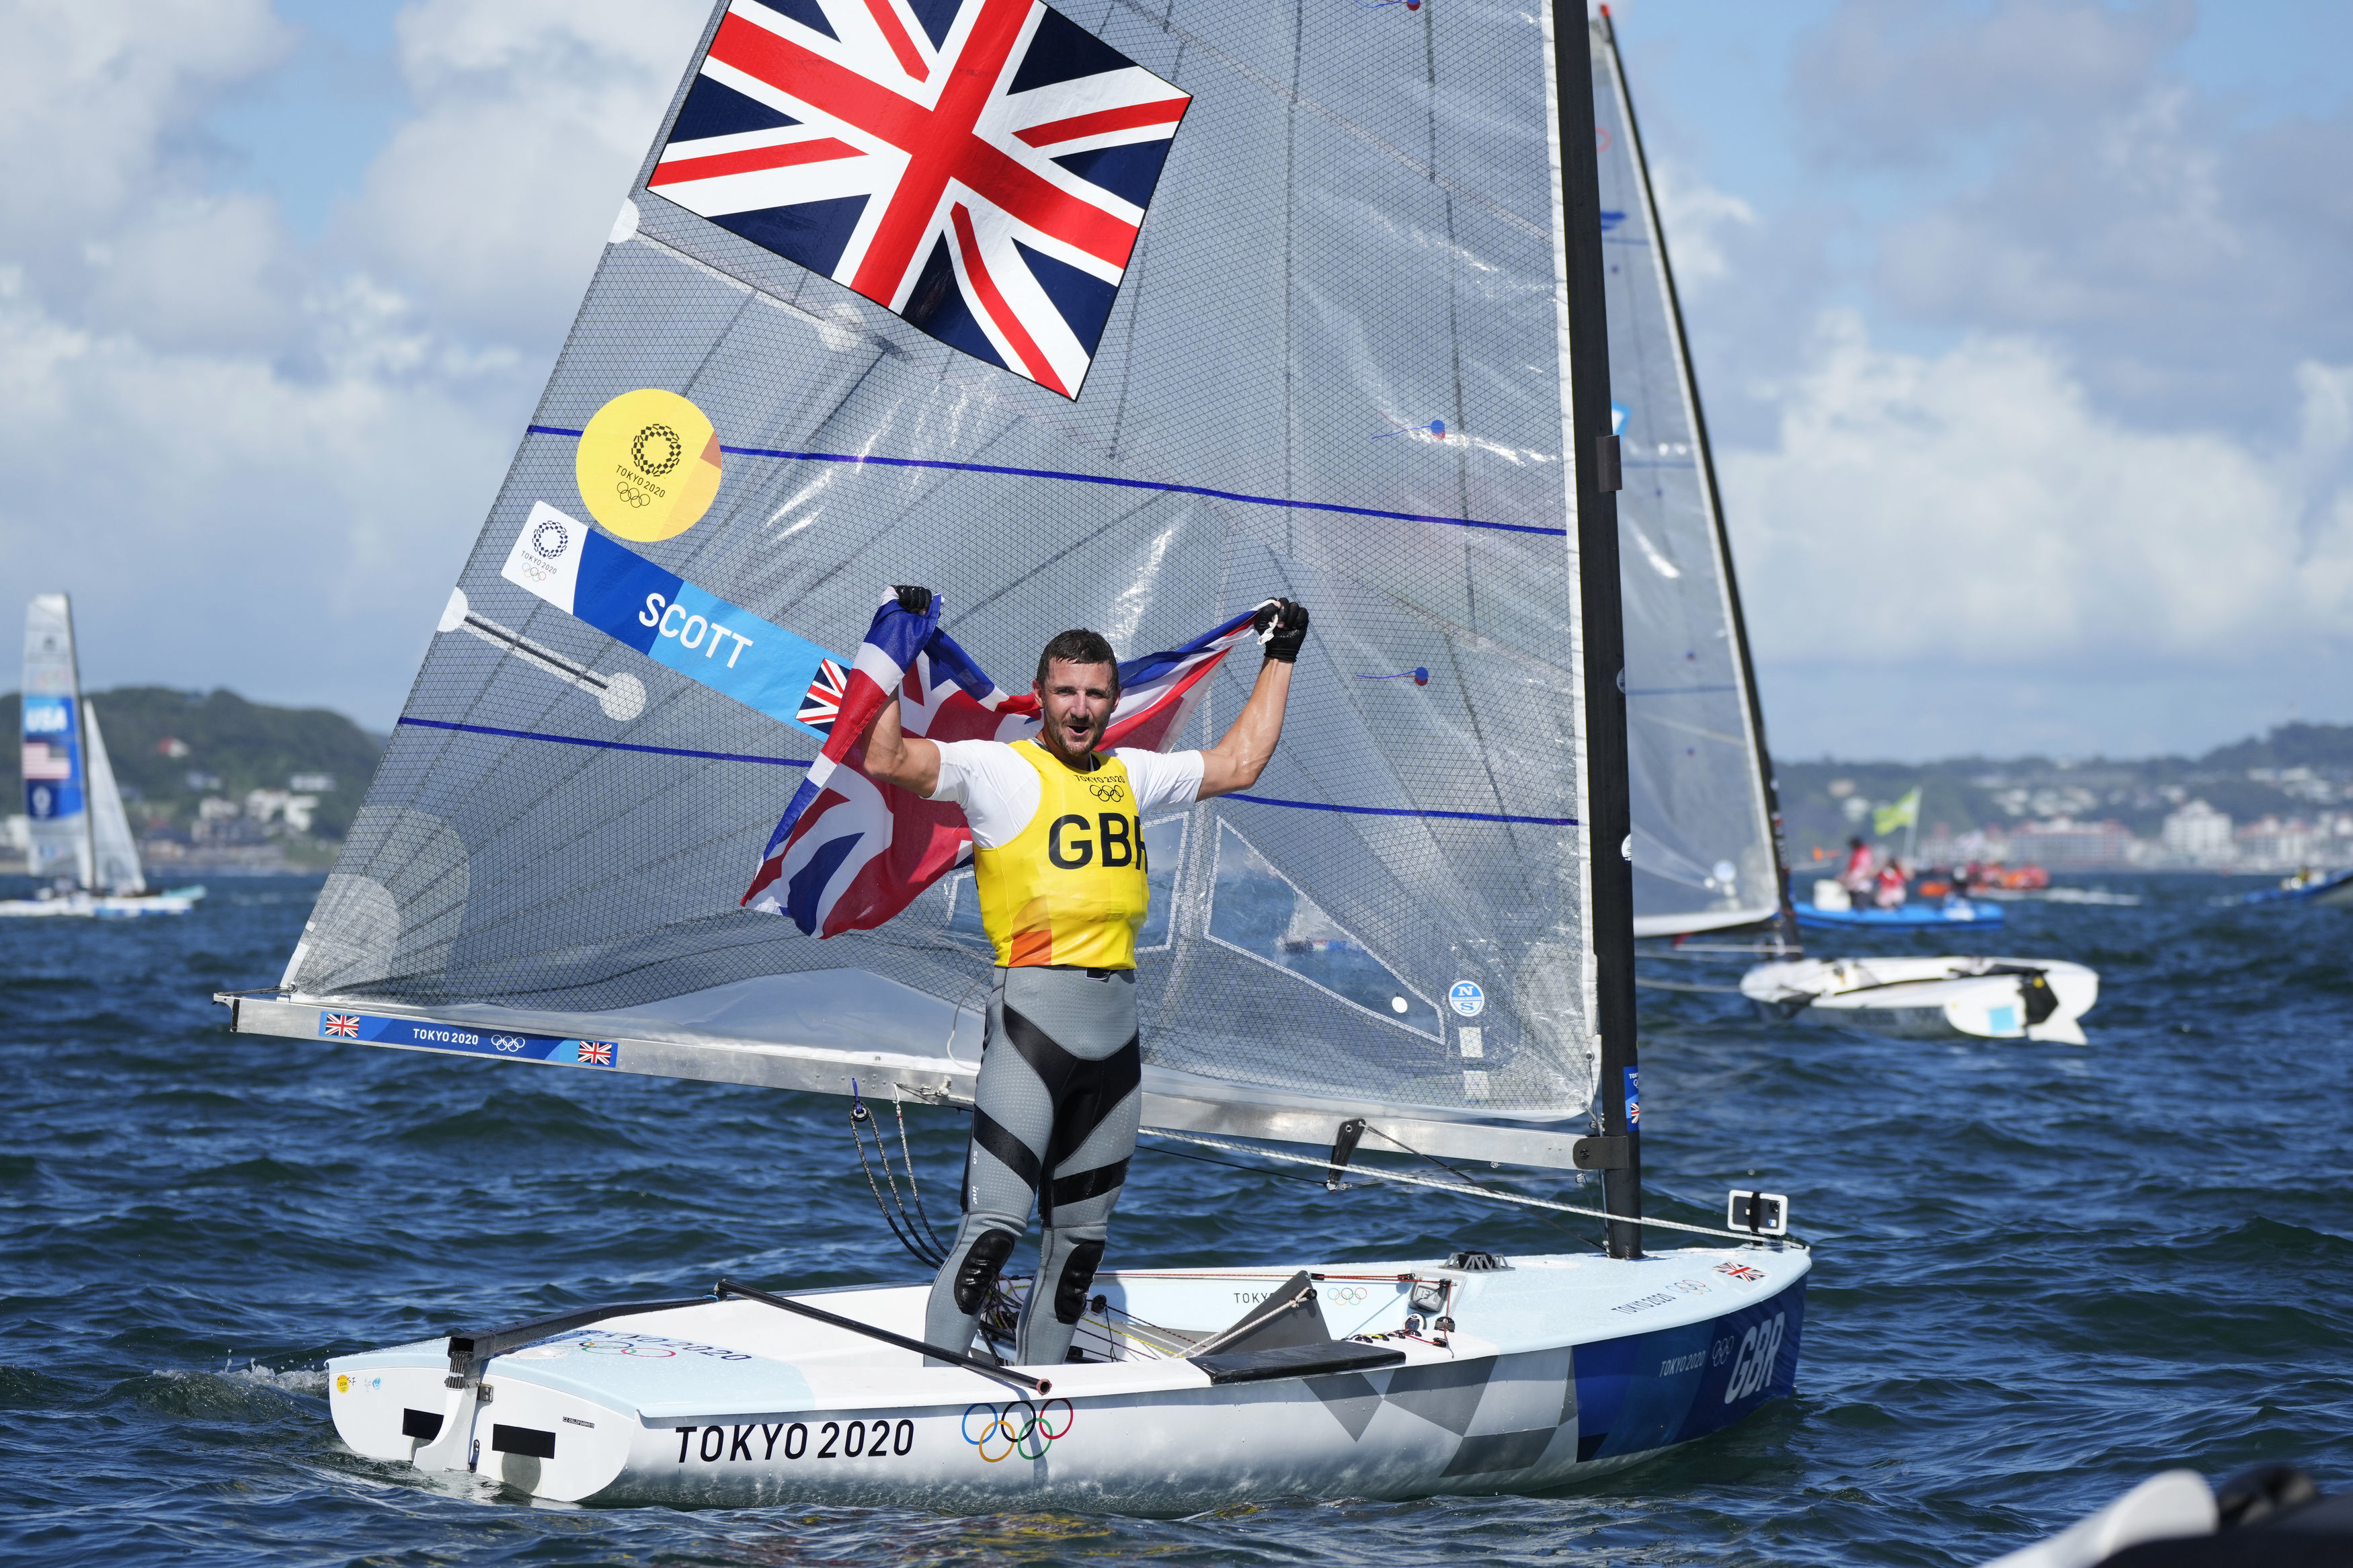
[2, 872, 2346, 1565]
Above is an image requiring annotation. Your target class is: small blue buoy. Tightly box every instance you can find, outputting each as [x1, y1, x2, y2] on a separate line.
[1428, 419, 1445, 438]
[1413, 668, 1429, 686]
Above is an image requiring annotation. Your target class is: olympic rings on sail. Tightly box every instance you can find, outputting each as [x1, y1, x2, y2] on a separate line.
[962, 1398, 1074, 1462]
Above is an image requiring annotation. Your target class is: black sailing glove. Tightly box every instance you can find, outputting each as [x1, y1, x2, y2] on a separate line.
[893, 585, 933, 614]
[1255, 597, 1310, 663]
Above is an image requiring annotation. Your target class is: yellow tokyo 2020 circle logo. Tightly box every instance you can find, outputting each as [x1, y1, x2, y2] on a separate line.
[576, 388, 722, 542]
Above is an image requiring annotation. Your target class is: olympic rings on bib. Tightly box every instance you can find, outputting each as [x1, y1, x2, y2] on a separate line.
[962, 1398, 1074, 1461]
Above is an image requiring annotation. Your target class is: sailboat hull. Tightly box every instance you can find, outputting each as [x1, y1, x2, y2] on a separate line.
[2237, 869, 2353, 906]
[0, 887, 204, 918]
[1741, 956, 2099, 1045]
[1794, 899, 2005, 929]
[328, 1250, 1806, 1512]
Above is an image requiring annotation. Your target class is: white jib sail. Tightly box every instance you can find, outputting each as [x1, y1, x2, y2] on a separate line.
[83, 701, 147, 896]
[1591, 19, 1782, 939]
[253, 0, 1611, 1171]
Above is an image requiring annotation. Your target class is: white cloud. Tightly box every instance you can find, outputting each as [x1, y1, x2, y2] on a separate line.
[0, 265, 518, 713]
[1647, 159, 1757, 288]
[0, 1, 291, 245]
[0, 0, 713, 724]
[348, 0, 706, 336]
[1724, 311, 2353, 670]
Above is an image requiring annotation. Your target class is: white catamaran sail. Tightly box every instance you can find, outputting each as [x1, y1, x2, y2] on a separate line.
[1590, 17, 1788, 943]
[7, 595, 198, 918]
[226, 0, 1808, 1508]
[83, 701, 146, 896]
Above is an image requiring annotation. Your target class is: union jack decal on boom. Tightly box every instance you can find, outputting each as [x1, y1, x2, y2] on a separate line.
[647, 0, 1191, 396]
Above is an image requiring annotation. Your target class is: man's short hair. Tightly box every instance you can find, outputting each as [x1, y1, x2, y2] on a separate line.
[1035, 628, 1120, 694]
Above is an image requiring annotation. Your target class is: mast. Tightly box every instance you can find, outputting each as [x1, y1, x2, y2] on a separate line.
[1599, 9, 1798, 953]
[1554, 3, 1642, 1257]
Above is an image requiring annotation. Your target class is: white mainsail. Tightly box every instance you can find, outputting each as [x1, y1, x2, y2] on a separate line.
[21, 594, 95, 890]
[278, 3, 1815, 1510]
[1591, 17, 1788, 940]
[83, 702, 147, 896]
[240, 0, 1644, 1175]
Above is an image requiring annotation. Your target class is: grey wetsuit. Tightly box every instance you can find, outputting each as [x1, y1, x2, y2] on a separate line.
[924, 963, 1141, 1368]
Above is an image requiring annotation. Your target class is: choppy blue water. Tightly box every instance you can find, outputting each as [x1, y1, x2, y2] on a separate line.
[3, 874, 2347, 1565]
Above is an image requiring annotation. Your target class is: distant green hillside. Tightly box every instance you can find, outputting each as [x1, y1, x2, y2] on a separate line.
[3, 688, 383, 841]
[1773, 721, 2353, 862]
[2198, 722, 2353, 773]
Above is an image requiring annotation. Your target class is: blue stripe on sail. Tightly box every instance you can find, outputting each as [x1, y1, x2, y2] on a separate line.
[1228, 792, 1579, 827]
[520, 427, 1565, 536]
[396, 718, 812, 768]
[394, 720, 1570, 826]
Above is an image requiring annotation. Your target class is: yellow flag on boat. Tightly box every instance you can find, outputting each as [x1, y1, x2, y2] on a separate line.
[1874, 788, 1921, 837]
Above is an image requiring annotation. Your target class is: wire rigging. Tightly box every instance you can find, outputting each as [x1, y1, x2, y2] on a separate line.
[1138, 1127, 1806, 1247]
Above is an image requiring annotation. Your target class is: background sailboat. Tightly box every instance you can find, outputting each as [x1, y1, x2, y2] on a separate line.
[1591, 11, 1791, 952]
[223, 0, 1807, 1506]
[1590, 15, 2094, 1046]
[5, 595, 201, 918]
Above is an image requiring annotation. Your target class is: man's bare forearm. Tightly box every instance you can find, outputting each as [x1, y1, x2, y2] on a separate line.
[865, 696, 941, 795]
[1197, 660, 1292, 799]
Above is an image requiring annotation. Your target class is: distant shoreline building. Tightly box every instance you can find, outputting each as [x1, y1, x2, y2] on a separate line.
[2160, 800, 2233, 867]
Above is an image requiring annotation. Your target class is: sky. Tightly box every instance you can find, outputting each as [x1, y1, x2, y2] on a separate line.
[1, 1, 2348, 761]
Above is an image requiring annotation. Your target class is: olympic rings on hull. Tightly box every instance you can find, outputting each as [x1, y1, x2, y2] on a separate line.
[962, 1398, 1074, 1462]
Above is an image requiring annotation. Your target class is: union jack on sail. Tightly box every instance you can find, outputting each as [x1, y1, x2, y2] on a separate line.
[646, 0, 1191, 396]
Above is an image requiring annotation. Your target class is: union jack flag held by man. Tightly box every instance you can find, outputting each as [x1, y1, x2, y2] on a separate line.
[647, 0, 1191, 397]
[743, 591, 1268, 937]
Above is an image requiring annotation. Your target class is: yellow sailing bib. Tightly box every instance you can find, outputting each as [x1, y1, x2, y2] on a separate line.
[972, 740, 1151, 969]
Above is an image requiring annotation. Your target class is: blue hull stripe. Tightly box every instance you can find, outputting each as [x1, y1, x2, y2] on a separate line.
[1574, 1276, 1806, 1462]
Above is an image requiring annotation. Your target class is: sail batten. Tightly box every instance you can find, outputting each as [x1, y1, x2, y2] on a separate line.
[275, 0, 1616, 1138]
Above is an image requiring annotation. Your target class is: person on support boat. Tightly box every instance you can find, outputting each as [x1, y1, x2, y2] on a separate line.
[863, 592, 1311, 1368]
[1839, 836, 1874, 905]
[1873, 860, 1909, 911]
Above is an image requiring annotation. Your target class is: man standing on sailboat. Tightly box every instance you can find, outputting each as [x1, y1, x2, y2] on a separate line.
[862, 589, 1310, 1367]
